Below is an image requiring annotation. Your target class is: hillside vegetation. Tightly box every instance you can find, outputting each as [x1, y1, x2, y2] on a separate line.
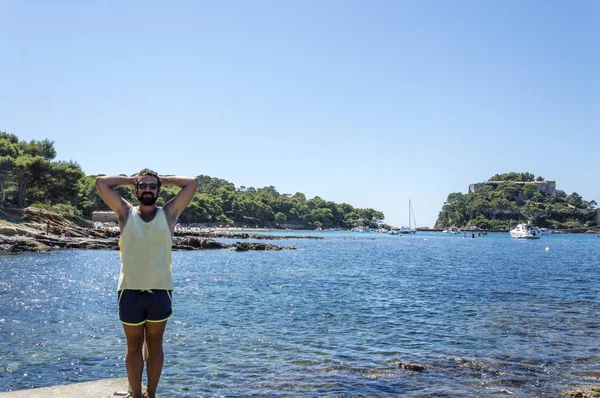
[435, 172, 598, 230]
[1, 131, 383, 229]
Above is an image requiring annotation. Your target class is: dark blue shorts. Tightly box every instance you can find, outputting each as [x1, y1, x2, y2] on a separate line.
[118, 290, 173, 326]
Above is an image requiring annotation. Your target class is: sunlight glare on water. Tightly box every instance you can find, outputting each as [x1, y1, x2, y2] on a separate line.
[1, 231, 599, 396]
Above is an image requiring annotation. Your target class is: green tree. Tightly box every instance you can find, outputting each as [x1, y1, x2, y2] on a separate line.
[313, 208, 334, 227]
[77, 175, 106, 217]
[0, 156, 16, 205]
[566, 192, 583, 208]
[490, 172, 536, 182]
[14, 155, 52, 207]
[33, 161, 85, 204]
[274, 212, 287, 225]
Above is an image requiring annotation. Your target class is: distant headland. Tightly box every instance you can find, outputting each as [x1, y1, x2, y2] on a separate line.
[435, 172, 599, 231]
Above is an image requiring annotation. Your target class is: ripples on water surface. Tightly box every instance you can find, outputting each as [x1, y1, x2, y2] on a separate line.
[1, 232, 599, 397]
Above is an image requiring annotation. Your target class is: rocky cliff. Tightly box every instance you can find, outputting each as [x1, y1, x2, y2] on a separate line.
[0, 207, 302, 253]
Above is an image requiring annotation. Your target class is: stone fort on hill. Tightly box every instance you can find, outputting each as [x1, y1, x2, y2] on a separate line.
[469, 180, 557, 196]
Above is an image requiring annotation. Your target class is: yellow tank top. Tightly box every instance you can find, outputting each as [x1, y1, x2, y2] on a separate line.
[118, 206, 173, 291]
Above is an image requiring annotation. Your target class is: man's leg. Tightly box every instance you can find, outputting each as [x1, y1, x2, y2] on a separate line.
[144, 320, 167, 398]
[123, 323, 145, 398]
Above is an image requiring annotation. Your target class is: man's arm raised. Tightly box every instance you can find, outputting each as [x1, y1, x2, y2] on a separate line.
[162, 176, 198, 223]
[95, 175, 134, 225]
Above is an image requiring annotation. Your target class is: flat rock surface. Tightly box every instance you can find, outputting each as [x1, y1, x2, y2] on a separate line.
[0, 377, 133, 398]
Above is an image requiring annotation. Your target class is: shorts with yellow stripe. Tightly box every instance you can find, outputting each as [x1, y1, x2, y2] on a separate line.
[118, 289, 172, 326]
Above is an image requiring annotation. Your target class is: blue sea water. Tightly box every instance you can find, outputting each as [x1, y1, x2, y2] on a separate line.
[0, 231, 599, 397]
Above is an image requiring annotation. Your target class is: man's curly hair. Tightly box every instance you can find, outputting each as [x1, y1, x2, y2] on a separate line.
[135, 168, 161, 190]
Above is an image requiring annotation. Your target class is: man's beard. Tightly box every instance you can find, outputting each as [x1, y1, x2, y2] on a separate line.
[138, 192, 157, 206]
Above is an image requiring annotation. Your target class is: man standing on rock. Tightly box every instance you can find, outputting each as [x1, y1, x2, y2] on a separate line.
[96, 169, 198, 398]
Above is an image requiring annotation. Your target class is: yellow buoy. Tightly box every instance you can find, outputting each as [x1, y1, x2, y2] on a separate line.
[545, 247, 550, 252]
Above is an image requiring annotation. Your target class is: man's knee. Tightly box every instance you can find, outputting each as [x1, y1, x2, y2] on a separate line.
[126, 339, 144, 353]
[145, 334, 164, 353]
[124, 330, 145, 353]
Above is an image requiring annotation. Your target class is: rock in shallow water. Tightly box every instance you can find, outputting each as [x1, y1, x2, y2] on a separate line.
[234, 242, 296, 251]
[565, 386, 600, 398]
[174, 236, 228, 249]
[396, 361, 426, 371]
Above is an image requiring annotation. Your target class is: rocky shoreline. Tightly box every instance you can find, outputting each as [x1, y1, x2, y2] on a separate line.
[0, 207, 321, 253]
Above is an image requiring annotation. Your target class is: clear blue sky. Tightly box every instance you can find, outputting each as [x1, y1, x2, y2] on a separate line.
[1, 1, 598, 227]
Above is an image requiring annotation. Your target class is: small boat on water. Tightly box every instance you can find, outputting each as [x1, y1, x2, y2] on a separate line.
[400, 199, 418, 234]
[442, 227, 462, 234]
[509, 223, 541, 239]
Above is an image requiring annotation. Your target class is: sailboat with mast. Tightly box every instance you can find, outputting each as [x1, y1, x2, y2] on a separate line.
[400, 199, 417, 234]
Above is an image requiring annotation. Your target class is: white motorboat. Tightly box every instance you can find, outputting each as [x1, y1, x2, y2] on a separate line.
[509, 223, 541, 239]
[442, 227, 462, 234]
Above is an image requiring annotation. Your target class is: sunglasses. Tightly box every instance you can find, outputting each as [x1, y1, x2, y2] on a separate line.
[137, 183, 158, 190]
